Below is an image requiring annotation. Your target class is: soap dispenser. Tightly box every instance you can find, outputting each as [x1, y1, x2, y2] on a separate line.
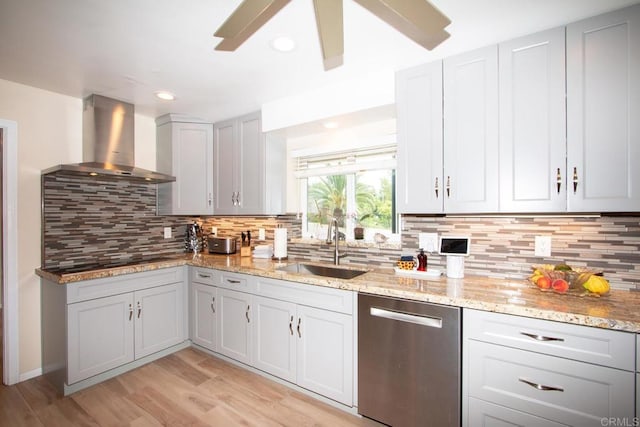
[417, 248, 427, 271]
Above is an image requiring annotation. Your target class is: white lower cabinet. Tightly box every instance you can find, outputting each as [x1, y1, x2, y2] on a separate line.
[252, 296, 297, 382]
[463, 309, 635, 427]
[217, 288, 253, 365]
[190, 282, 218, 351]
[42, 267, 188, 394]
[296, 304, 353, 405]
[67, 293, 134, 384]
[67, 281, 186, 385]
[189, 268, 355, 406]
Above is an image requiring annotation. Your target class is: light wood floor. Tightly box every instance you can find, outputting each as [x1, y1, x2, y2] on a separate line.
[0, 347, 382, 426]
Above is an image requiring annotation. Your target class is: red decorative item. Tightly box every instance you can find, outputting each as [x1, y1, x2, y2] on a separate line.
[417, 249, 427, 271]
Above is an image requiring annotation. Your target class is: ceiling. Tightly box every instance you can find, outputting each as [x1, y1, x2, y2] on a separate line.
[1, 0, 638, 128]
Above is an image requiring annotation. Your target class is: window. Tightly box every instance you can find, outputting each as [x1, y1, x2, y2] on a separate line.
[295, 145, 397, 242]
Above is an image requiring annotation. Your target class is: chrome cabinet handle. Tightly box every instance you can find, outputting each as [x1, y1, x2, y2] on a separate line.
[289, 315, 294, 336]
[572, 167, 578, 193]
[434, 177, 439, 198]
[519, 377, 564, 392]
[556, 168, 562, 194]
[246, 305, 250, 323]
[211, 296, 215, 314]
[520, 331, 564, 342]
[446, 176, 451, 198]
[370, 307, 442, 328]
[227, 279, 241, 284]
[208, 192, 212, 206]
[297, 318, 302, 338]
[137, 301, 142, 319]
[198, 272, 211, 279]
[128, 304, 133, 321]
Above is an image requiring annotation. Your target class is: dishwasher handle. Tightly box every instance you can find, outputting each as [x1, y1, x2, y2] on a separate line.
[370, 307, 443, 328]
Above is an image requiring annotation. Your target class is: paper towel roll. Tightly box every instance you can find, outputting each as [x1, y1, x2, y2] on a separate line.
[273, 227, 288, 259]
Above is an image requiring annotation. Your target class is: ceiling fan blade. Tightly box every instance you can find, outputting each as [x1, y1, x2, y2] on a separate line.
[313, 0, 344, 70]
[214, 0, 291, 51]
[353, 0, 451, 50]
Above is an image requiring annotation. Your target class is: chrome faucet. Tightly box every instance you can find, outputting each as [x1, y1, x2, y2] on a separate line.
[326, 217, 347, 265]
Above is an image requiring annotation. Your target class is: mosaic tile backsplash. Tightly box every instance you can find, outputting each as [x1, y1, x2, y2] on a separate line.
[42, 175, 640, 290]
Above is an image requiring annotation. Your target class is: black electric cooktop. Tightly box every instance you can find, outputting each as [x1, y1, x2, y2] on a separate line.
[44, 256, 181, 275]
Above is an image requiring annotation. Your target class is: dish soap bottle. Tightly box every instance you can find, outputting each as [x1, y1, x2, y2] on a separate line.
[417, 248, 427, 271]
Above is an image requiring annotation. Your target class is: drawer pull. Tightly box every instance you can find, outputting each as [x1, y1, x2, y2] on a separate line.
[519, 377, 564, 392]
[198, 273, 211, 279]
[520, 332, 564, 342]
[227, 279, 241, 284]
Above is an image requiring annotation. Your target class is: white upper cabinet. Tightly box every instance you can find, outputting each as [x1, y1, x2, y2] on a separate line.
[444, 46, 500, 213]
[499, 27, 567, 212]
[212, 118, 236, 215]
[213, 112, 286, 215]
[396, 61, 444, 213]
[567, 4, 640, 212]
[156, 115, 214, 215]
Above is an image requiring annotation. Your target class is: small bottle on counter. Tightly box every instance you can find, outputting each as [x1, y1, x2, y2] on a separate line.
[417, 248, 427, 271]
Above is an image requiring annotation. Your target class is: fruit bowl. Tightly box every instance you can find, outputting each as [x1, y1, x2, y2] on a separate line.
[528, 264, 609, 296]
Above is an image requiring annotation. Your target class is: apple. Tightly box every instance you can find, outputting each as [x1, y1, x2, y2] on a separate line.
[551, 278, 569, 293]
[536, 276, 552, 289]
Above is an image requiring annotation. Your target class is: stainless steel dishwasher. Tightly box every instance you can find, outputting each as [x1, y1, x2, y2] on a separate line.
[358, 293, 461, 427]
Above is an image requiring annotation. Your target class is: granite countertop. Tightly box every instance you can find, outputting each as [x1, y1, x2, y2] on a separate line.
[36, 253, 640, 333]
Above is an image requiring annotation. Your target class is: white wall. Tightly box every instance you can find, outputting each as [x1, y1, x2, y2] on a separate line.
[0, 78, 156, 377]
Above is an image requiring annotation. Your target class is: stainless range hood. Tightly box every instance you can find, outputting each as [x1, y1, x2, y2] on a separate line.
[43, 94, 176, 183]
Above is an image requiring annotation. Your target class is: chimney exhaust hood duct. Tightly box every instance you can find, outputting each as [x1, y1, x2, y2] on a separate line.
[42, 94, 176, 183]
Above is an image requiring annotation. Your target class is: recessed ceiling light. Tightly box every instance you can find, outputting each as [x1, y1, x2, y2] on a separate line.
[323, 121, 339, 129]
[270, 36, 296, 52]
[155, 91, 176, 101]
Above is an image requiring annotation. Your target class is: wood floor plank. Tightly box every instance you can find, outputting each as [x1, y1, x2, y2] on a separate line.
[0, 385, 43, 427]
[34, 395, 100, 427]
[153, 353, 211, 387]
[125, 385, 209, 427]
[71, 382, 149, 427]
[16, 375, 62, 411]
[0, 348, 381, 427]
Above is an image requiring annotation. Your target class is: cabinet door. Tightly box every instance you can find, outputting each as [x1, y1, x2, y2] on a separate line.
[499, 28, 567, 212]
[67, 293, 134, 384]
[252, 296, 296, 382]
[217, 288, 252, 365]
[444, 45, 499, 213]
[213, 119, 237, 214]
[567, 4, 640, 212]
[157, 120, 213, 215]
[134, 282, 186, 359]
[296, 305, 353, 406]
[236, 112, 265, 215]
[191, 283, 217, 351]
[396, 61, 444, 213]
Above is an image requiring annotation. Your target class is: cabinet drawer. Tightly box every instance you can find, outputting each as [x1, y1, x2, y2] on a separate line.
[218, 271, 256, 293]
[465, 309, 635, 370]
[255, 277, 353, 314]
[468, 397, 566, 427]
[468, 340, 635, 426]
[191, 267, 217, 286]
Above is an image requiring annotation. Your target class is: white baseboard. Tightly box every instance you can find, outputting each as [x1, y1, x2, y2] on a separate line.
[19, 367, 43, 382]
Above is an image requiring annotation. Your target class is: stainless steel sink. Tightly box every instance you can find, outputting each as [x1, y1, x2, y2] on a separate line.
[278, 263, 368, 280]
